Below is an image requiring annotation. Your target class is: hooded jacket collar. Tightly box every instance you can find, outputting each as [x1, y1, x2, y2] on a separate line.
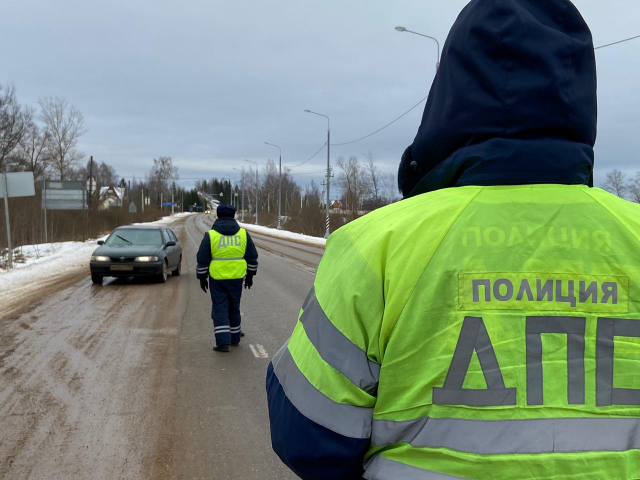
[401, 0, 597, 198]
[212, 217, 240, 236]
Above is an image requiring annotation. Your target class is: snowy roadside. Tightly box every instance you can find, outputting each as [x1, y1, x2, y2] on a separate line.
[195, 214, 326, 248]
[0, 213, 195, 307]
[238, 222, 327, 248]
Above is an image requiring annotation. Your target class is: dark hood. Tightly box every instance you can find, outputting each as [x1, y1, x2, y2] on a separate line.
[217, 204, 236, 218]
[212, 217, 241, 235]
[399, 0, 597, 198]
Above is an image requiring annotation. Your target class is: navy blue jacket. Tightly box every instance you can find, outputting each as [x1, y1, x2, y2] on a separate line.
[196, 218, 258, 280]
[268, 0, 597, 478]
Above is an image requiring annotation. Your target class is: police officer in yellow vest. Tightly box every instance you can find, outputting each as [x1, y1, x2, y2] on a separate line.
[197, 204, 258, 352]
[267, 1, 640, 479]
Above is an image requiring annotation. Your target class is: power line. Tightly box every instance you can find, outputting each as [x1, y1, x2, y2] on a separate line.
[331, 95, 428, 146]
[290, 170, 327, 176]
[326, 34, 638, 148]
[287, 142, 326, 168]
[595, 34, 640, 50]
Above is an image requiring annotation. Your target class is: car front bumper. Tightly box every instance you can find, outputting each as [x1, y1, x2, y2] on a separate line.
[90, 261, 164, 277]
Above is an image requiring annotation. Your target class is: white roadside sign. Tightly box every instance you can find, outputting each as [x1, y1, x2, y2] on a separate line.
[0, 171, 36, 198]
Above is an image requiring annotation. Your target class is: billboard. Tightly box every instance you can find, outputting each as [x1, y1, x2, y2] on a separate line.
[42, 181, 87, 210]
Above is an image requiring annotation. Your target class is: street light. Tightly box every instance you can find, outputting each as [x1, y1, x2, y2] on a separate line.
[264, 142, 283, 230]
[395, 26, 440, 71]
[304, 109, 331, 239]
[244, 159, 259, 225]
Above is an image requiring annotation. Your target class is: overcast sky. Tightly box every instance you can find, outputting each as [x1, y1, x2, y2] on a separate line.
[2, 0, 638, 190]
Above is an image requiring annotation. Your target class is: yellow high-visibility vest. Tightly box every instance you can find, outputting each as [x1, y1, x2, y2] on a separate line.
[272, 185, 640, 479]
[209, 228, 247, 280]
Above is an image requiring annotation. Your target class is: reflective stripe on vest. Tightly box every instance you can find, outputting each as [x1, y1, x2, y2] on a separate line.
[209, 228, 247, 280]
[371, 416, 640, 454]
[364, 456, 463, 480]
[272, 341, 374, 439]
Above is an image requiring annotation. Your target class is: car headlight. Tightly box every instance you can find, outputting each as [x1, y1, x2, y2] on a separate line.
[135, 256, 159, 262]
[91, 256, 110, 262]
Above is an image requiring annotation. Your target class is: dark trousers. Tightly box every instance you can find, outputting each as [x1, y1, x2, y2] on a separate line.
[209, 278, 243, 346]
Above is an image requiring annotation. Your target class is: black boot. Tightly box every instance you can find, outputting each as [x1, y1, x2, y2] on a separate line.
[213, 345, 230, 352]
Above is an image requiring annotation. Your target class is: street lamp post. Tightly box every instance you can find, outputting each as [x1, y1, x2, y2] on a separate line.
[395, 26, 440, 71]
[264, 142, 282, 230]
[244, 159, 259, 225]
[304, 109, 331, 238]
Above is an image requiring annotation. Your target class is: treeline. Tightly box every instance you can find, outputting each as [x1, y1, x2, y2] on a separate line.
[0, 84, 189, 263]
[197, 153, 400, 237]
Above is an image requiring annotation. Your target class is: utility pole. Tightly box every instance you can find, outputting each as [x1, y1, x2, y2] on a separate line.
[244, 159, 259, 225]
[326, 129, 331, 238]
[264, 142, 282, 229]
[86, 156, 93, 241]
[141, 188, 145, 214]
[233, 167, 246, 223]
[304, 110, 331, 238]
[241, 181, 245, 222]
[171, 182, 175, 215]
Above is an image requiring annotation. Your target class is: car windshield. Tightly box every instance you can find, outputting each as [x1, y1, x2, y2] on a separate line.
[105, 229, 163, 246]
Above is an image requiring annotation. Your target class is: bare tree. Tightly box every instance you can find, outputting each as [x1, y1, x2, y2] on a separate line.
[0, 84, 32, 170]
[337, 155, 371, 218]
[602, 169, 627, 198]
[39, 96, 85, 180]
[364, 151, 380, 200]
[627, 173, 640, 203]
[262, 159, 279, 213]
[297, 180, 325, 236]
[147, 156, 179, 205]
[14, 122, 51, 180]
[381, 173, 400, 204]
[97, 161, 119, 187]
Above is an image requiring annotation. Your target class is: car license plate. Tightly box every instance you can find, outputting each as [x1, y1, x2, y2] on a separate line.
[110, 265, 133, 271]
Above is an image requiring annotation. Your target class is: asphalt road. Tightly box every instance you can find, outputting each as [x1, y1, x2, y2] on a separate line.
[0, 214, 323, 480]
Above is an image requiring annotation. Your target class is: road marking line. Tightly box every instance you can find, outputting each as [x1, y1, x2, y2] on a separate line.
[249, 344, 269, 359]
[257, 344, 269, 357]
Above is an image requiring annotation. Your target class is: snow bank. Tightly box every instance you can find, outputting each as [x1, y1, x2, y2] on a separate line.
[133, 211, 195, 226]
[238, 222, 326, 248]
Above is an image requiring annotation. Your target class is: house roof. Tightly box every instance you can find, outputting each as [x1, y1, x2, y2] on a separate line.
[99, 186, 124, 200]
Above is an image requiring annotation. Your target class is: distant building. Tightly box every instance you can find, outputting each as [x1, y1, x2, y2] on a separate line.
[98, 186, 125, 209]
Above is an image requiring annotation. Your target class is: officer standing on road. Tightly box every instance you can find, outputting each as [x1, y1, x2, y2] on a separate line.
[197, 204, 258, 352]
[266, 1, 640, 479]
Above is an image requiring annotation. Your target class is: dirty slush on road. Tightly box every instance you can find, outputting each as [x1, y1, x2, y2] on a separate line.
[0, 221, 189, 480]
